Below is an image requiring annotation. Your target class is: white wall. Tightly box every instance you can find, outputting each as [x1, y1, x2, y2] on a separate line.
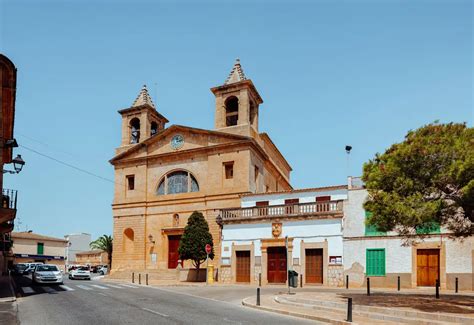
[65, 233, 91, 262]
[241, 189, 348, 208]
[221, 219, 343, 259]
[343, 189, 367, 237]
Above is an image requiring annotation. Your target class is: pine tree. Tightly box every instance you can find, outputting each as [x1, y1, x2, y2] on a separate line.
[178, 211, 214, 280]
[363, 122, 473, 239]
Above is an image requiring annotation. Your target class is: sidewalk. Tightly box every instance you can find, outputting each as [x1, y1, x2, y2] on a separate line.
[0, 274, 17, 325]
[0, 274, 16, 302]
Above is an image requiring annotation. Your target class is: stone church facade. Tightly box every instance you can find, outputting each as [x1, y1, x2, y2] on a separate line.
[110, 60, 292, 276]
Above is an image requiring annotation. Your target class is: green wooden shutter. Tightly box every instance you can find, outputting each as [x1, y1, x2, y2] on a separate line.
[416, 221, 440, 234]
[37, 243, 44, 255]
[366, 249, 385, 276]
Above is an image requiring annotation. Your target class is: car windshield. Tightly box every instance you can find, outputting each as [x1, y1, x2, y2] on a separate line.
[36, 265, 59, 272]
[78, 266, 89, 271]
[15, 264, 27, 270]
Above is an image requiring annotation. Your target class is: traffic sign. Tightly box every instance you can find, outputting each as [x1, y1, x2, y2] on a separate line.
[205, 244, 212, 254]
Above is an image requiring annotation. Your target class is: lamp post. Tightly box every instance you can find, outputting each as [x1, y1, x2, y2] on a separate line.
[3, 154, 25, 174]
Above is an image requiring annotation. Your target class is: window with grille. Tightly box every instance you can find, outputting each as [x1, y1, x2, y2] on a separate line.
[156, 170, 199, 195]
[366, 248, 385, 276]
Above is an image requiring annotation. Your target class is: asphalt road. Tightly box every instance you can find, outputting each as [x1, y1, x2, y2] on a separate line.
[11, 275, 318, 325]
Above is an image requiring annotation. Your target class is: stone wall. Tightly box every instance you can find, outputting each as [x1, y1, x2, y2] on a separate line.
[328, 264, 344, 287]
[219, 265, 232, 283]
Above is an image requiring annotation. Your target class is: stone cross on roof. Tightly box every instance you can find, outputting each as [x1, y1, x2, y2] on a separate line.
[224, 58, 247, 85]
[132, 85, 155, 108]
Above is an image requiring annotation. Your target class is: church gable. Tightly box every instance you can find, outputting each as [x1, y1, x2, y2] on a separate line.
[110, 125, 252, 164]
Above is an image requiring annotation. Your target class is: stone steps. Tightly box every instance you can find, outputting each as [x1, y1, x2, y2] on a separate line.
[276, 296, 472, 324]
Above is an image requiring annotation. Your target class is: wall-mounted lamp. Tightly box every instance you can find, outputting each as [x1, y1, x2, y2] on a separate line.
[3, 154, 25, 174]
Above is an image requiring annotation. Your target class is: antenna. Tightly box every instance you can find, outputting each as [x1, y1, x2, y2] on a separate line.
[345, 145, 352, 177]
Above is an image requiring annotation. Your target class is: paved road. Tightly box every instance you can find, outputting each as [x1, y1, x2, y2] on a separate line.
[11, 275, 318, 325]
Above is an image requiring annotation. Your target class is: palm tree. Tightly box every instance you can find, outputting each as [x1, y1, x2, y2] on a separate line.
[90, 235, 113, 270]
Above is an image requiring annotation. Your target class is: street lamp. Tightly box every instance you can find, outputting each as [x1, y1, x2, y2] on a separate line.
[2, 154, 25, 174]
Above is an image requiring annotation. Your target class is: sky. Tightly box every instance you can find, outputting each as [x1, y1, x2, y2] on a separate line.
[0, 0, 472, 240]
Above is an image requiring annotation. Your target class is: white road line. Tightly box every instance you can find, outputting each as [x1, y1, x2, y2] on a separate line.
[90, 284, 109, 290]
[76, 285, 93, 291]
[104, 284, 123, 289]
[97, 292, 107, 296]
[59, 285, 75, 291]
[118, 284, 138, 288]
[21, 287, 35, 294]
[142, 308, 168, 317]
[42, 286, 56, 293]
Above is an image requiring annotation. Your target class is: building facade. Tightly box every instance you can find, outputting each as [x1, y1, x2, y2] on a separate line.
[64, 233, 91, 265]
[343, 177, 474, 290]
[110, 60, 292, 276]
[75, 250, 108, 266]
[218, 186, 347, 286]
[12, 231, 68, 272]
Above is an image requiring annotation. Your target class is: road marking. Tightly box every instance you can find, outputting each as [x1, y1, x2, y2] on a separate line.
[76, 285, 93, 291]
[21, 287, 34, 294]
[104, 284, 123, 289]
[90, 284, 109, 290]
[118, 284, 138, 288]
[97, 292, 107, 296]
[142, 308, 168, 317]
[59, 285, 74, 291]
[42, 286, 57, 293]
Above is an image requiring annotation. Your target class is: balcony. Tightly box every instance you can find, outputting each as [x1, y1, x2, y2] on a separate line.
[219, 200, 343, 223]
[0, 189, 17, 224]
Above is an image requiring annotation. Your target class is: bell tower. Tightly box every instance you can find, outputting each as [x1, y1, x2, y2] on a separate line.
[211, 59, 263, 138]
[118, 85, 169, 148]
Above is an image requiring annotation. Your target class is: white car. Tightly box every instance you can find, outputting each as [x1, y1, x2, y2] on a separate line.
[32, 264, 63, 285]
[69, 266, 91, 280]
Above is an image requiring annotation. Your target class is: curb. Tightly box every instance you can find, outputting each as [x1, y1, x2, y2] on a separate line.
[242, 296, 354, 325]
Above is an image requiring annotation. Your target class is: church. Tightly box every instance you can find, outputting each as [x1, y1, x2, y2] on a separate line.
[109, 60, 294, 278]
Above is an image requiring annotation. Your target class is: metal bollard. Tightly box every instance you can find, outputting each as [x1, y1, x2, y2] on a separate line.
[346, 275, 349, 289]
[300, 274, 303, 288]
[132, 272, 134, 283]
[259, 273, 261, 287]
[397, 276, 400, 291]
[257, 287, 261, 306]
[455, 277, 458, 293]
[435, 279, 440, 299]
[367, 277, 370, 296]
[347, 297, 353, 322]
[139, 273, 141, 285]
[146, 273, 149, 286]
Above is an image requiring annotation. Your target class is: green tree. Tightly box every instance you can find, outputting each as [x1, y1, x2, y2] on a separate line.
[363, 122, 473, 239]
[178, 211, 214, 279]
[90, 235, 113, 269]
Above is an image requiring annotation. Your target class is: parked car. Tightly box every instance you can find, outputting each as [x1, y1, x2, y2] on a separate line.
[32, 264, 63, 285]
[69, 266, 91, 280]
[24, 263, 43, 274]
[98, 266, 108, 275]
[11, 263, 27, 275]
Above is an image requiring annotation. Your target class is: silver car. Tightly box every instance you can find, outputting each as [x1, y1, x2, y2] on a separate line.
[32, 264, 63, 285]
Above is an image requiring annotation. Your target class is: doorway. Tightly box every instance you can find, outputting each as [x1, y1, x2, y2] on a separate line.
[417, 249, 440, 286]
[305, 248, 323, 284]
[168, 235, 183, 269]
[236, 251, 251, 283]
[267, 247, 287, 283]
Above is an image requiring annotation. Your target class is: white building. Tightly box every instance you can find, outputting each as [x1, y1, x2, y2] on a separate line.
[64, 233, 91, 266]
[218, 186, 347, 286]
[343, 177, 474, 290]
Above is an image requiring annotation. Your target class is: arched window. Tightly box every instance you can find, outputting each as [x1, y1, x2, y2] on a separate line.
[225, 96, 239, 126]
[150, 121, 158, 136]
[123, 228, 135, 253]
[156, 170, 199, 195]
[130, 118, 140, 144]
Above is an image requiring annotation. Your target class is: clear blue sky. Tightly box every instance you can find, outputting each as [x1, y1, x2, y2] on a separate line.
[0, 0, 472, 240]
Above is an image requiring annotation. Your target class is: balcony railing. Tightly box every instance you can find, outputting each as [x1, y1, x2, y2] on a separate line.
[220, 201, 343, 222]
[2, 189, 17, 210]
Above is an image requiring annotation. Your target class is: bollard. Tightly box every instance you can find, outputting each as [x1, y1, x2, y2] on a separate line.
[259, 273, 261, 287]
[397, 276, 400, 291]
[146, 273, 149, 286]
[346, 275, 349, 289]
[139, 273, 141, 285]
[455, 277, 458, 293]
[300, 274, 303, 288]
[132, 272, 134, 283]
[367, 277, 370, 296]
[347, 297, 353, 322]
[435, 279, 440, 299]
[257, 288, 261, 306]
